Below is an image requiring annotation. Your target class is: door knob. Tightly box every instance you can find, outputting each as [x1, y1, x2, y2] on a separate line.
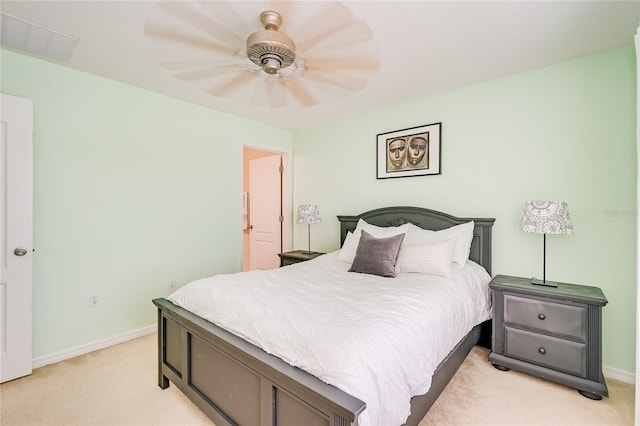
[14, 247, 28, 256]
[13, 247, 27, 256]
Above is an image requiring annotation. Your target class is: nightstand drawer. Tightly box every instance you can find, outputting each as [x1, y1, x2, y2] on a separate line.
[505, 327, 586, 377]
[504, 294, 586, 340]
[281, 257, 300, 267]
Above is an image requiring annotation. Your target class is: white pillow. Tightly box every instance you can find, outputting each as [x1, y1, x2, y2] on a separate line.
[337, 231, 359, 263]
[337, 219, 410, 264]
[356, 218, 411, 238]
[395, 238, 456, 278]
[403, 221, 475, 266]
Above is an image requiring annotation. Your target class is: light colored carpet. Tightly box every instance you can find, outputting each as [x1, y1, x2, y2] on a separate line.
[0, 333, 634, 426]
[419, 346, 634, 426]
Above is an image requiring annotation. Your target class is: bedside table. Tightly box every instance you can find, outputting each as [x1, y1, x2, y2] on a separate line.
[278, 250, 325, 267]
[488, 274, 608, 400]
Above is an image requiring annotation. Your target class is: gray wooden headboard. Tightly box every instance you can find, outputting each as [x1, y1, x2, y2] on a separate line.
[337, 206, 495, 275]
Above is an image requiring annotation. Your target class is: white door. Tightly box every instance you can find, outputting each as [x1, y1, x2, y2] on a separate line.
[0, 94, 33, 383]
[249, 155, 282, 270]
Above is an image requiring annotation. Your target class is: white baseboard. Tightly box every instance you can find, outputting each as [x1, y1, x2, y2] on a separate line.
[32, 324, 156, 369]
[603, 365, 635, 384]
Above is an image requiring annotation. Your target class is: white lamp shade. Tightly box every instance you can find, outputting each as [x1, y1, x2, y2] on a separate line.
[297, 204, 321, 224]
[520, 201, 573, 235]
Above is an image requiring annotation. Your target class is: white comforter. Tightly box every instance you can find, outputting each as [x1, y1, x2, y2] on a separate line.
[168, 251, 491, 426]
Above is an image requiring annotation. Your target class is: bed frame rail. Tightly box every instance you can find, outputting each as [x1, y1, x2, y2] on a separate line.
[154, 298, 366, 426]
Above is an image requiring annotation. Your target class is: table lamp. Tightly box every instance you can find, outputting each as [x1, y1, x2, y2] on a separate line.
[297, 204, 321, 254]
[520, 200, 573, 287]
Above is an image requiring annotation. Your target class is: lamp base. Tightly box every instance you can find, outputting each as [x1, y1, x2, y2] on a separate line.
[530, 278, 558, 288]
[300, 250, 316, 255]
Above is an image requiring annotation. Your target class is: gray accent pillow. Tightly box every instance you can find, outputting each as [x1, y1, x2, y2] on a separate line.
[349, 230, 406, 278]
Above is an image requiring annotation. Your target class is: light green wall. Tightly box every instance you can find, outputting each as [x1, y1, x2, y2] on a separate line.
[1, 45, 636, 374]
[293, 46, 637, 373]
[1, 49, 293, 358]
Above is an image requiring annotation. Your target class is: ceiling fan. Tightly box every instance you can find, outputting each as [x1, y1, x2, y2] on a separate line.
[144, 1, 379, 108]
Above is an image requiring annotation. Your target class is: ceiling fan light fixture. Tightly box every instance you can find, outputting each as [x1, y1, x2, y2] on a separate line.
[246, 10, 296, 75]
[260, 53, 283, 74]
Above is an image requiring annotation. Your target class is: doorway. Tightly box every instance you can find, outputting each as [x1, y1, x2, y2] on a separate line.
[242, 146, 290, 271]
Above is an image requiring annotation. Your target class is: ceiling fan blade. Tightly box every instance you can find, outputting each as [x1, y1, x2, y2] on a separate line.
[306, 57, 380, 73]
[144, 21, 236, 56]
[250, 79, 290, 108]
[159, 59, 239, 71]
[289, 2, 353, 40]
[174, 65, 244, 81]
[290, 3, 371, 51]
[155, 1, 248, 48]
[304, 70, 369, 93]
[297, 20, 374, 55]
[249, 79, 270, 107]
[283, 80, 317, 107]
[208, 73, 255, 97]
[265, 79, 287, 108]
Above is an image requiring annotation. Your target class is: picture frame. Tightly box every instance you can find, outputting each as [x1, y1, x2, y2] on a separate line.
[376, 122, 441, 179]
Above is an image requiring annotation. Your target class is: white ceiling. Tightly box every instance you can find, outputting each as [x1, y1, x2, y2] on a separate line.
[1, 1, 638, 130]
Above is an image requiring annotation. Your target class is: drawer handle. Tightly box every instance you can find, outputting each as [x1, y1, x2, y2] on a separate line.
[538, 347, 546, 355]
[538, 313, 546, 320]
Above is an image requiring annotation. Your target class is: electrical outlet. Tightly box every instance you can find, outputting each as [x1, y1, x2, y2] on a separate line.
[168, 280, 178, 293]
[89, 295, 101, 308]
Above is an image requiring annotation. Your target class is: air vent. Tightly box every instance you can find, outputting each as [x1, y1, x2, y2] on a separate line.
[0, 12, 78, 61]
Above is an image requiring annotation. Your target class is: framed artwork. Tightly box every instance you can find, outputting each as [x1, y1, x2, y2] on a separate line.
[376, 122, 441, 179]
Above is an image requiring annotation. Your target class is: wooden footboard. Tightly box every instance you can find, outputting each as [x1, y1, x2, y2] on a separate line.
[154, 297, 488, 426]
[154, 298, 366, 426]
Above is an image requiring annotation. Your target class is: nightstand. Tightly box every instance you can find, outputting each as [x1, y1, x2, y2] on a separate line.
[278, 250, 325, 267]
[488, 274, 608, 400]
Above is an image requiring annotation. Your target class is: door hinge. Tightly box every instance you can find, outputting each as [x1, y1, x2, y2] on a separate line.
[279, 215, 284, 222]
[279, 165, 284, 173]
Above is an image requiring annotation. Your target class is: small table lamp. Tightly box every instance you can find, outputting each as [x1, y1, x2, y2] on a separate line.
[520, 201, 573, 287]
[297, 204, 321, 254]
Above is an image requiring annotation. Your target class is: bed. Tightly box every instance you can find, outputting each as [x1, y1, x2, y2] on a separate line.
[153, 206, 495, 426]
